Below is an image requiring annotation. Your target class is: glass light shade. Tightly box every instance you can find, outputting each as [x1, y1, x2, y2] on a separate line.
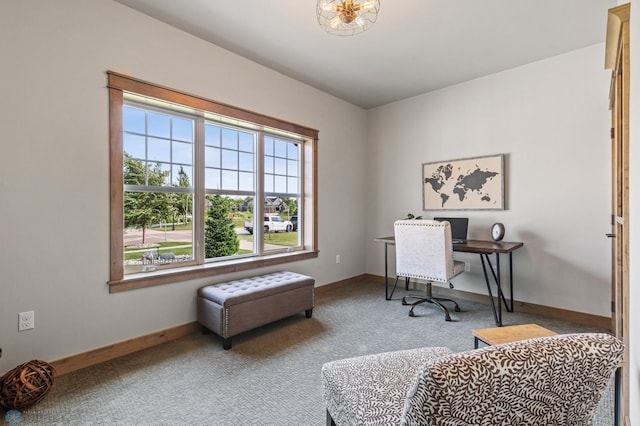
[317, 0, 380, 36]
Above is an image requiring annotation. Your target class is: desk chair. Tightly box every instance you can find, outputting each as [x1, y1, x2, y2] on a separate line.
[393, 219, 464, 320]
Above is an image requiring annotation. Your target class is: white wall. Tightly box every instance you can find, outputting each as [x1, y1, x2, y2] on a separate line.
[0, 0, 627, 391]
[0, 0, 367, 372]
[365, 44, 612, 317]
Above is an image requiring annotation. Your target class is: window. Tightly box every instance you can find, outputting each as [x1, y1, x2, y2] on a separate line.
[108, 72, 318, 292]
[123, 106, 196, 271]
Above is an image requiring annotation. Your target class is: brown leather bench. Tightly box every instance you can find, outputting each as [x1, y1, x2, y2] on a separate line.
[197, 271, 315, 350]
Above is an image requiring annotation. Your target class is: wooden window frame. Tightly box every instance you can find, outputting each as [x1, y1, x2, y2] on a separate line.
[107, 72, 319, 293]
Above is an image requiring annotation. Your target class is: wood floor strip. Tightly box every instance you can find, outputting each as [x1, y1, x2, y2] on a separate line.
[50, 322, 199, 376]
[51, 274, 608, 375]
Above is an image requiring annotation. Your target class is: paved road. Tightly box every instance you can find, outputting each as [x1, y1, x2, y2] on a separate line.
[124, 227, 277, 251]
[125, 227, 295, 266]
[124, 227, 253, 245]
[124, 228, 192, 246]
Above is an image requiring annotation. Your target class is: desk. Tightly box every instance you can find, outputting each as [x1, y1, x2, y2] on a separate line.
[374, 237, 523, 326]
[472, 323, 556, 349]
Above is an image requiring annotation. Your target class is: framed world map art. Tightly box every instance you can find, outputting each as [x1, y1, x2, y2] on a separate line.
[422, 154, 504, 210]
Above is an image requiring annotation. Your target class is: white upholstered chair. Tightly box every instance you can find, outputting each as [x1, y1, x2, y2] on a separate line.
[393, 219, 465, 320]
[321, 333, 623, 426]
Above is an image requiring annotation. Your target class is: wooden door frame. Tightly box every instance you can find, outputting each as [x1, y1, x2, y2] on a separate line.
[605, 4, 630, 425]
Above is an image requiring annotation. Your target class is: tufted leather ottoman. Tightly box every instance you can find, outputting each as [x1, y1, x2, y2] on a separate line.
[197, 271, 315, 349]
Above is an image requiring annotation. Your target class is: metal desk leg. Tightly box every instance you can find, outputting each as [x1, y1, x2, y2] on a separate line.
[495, 252, 502, 326]
[479, 251, 518, 326]
[490, 252, 516, 314]
[480, 254, 500, 326]
[384, 242, 398, 300]
[384, 242, 390, 300]
[481, 253, 503, 326]
[507, 252, 514, 312]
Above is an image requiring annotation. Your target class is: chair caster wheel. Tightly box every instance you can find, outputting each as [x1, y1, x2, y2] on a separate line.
[409, 311, 415, 317]
[402, 299, 408, 306]
[445, 316, 452, 321]
[455, 307, 461, 312]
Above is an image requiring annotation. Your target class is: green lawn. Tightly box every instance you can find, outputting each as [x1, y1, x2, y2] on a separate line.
[125, 230, 297, 261]
[239, 231, 298, 246]
[124, 242, 192, 261]
[149, 223, 192, 231]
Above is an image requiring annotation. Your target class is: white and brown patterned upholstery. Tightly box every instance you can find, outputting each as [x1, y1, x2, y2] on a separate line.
[321, 333, 623, 426]
[321, 347, 454, 426]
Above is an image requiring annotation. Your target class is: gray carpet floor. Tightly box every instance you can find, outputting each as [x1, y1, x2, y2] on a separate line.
[2, 279, 615, 425]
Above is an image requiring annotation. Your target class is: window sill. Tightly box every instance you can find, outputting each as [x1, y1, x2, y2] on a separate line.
[107, 250, 319, 293]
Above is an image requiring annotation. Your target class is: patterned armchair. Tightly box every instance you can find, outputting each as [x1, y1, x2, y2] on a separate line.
[321, 333, 623, 426]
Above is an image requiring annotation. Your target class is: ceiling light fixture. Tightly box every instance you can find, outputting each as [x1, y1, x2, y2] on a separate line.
[316, 0, 380, 36]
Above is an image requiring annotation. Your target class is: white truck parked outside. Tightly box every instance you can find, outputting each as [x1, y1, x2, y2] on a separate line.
[244, 216, 293, 234]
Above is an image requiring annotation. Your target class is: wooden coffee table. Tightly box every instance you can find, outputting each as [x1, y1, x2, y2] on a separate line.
[472, 323, 557, 349]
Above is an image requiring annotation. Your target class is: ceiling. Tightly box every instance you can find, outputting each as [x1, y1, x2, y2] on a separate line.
[113, 0, 616, 109]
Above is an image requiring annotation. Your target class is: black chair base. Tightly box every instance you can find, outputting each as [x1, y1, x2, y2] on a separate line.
[398, 278, 461, 321]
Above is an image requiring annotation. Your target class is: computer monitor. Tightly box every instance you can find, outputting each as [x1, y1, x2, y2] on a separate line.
[433, 217, 469, 244]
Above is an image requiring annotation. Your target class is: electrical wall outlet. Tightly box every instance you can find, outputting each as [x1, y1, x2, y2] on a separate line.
[464, 262, 471, 272]
[19, 311, 35, 331]
[336, 254, 341, 264]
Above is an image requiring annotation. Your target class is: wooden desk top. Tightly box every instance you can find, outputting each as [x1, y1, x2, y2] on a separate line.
[374, 236, 395, 244]
[453, 239, 524, 254]
[472, 324, 557, 346]
[375, 236, 523, 254]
